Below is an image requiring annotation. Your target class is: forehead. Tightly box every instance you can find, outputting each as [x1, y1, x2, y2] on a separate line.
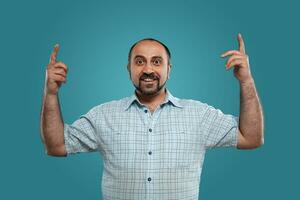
[131, 40, 168, 59]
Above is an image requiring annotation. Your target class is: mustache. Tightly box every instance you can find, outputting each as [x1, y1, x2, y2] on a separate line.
[139, 73, 159, 80]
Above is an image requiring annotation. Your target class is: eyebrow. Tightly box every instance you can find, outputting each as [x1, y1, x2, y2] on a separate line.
[133, 55, 164, 60]
[151, 56, 163, 60]
[134, 55, 146, 60]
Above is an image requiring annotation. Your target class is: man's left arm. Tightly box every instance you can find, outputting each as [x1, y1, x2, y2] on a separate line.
[221, 33, 264, 149]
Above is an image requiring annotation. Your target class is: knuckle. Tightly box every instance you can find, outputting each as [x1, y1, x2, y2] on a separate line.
[55, 62, 68, 71]
[57, 61, 66, 66]
[58, 68, 65, 73]
[55, 61, 63, 67]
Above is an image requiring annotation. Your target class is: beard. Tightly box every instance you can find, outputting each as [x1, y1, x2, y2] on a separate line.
[133, 73, 167, 96]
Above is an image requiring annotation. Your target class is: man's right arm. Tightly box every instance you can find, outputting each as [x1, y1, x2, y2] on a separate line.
[40, 44, 68, 157]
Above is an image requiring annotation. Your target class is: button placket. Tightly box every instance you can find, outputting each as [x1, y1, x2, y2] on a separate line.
[145, 105, 163, 199]
[144, 106, 153, 198]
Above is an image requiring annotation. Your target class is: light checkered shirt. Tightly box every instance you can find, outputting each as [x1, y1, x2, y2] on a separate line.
[64, 89, 238, 200]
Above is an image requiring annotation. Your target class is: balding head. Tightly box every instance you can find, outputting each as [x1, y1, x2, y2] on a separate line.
[127, 38, 171, 68]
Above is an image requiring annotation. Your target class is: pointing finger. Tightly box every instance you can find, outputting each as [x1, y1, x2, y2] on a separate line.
[238, 33, 246, 54]
[49, 44, 60, 64]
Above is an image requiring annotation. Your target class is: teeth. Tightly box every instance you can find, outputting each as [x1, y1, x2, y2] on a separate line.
[143, 78, 155, 82]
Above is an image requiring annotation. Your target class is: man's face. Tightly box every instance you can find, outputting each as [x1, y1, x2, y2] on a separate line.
[128, 40, 171, 96]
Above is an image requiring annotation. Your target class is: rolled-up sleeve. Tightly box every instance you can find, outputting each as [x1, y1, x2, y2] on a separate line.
[64, 109, 99, 155]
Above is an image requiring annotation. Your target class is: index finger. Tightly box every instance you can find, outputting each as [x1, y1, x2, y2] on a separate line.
[49, 44, 60, 64]
[237, 33, 246, 54]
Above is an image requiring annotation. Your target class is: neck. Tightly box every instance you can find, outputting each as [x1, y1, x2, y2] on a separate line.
[135, 88, 167, 111]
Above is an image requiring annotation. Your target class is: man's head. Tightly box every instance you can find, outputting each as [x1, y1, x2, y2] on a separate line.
[127, 38, 172, 96]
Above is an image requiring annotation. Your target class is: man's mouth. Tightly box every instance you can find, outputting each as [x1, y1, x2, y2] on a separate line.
[141, 78, 157, 82]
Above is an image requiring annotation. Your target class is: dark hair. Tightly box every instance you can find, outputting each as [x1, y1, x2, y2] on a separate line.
[127, 38, 171, 66]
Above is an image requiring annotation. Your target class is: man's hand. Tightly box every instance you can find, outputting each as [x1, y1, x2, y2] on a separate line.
[45, 44, 68, 95]
[221, 33, 252, 84]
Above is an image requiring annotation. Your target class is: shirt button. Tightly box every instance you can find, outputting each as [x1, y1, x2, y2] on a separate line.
[148, 151, 152, 155]
[144, 110, 148, 113]
[148, 177, 151, 182]
[149, 128, 152, 132]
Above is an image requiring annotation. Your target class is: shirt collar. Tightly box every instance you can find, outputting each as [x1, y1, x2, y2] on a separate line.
[124, 88, 183, 111]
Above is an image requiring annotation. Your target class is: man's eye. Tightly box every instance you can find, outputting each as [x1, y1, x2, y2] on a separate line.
[136, 59, 144, 65]
[153, 59, 161, 65]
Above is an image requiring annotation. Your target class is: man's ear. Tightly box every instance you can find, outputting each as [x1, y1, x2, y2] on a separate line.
[127, 64, 132, 79]
[167, 64, 172, 79]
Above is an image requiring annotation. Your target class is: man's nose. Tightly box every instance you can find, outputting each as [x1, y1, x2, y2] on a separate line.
[142, 64, 154, 74]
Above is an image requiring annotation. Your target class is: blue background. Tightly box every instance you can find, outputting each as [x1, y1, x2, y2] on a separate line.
[1, 0, 299, 199]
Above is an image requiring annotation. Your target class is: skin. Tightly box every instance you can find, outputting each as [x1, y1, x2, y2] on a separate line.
[40, 44, 67, 156]
[221, 33, 264, 149]
[40, 34, 264, 157]
[127, 40, 171, 112]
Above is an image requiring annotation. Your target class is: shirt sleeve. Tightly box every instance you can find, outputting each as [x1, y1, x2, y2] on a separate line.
[202, 104, 239, 150]
[64, 108, 99, 155]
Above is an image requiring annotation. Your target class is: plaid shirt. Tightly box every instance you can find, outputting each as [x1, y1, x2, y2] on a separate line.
[64, 89, 238, 200]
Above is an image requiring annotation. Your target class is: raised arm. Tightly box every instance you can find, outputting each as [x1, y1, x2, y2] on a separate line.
[221, 34, 264, 149]
[40, 44, 68, 156]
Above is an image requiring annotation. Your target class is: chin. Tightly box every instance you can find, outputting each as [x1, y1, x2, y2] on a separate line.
[140, 89, 159, 96]
[140, 86, 165, 96]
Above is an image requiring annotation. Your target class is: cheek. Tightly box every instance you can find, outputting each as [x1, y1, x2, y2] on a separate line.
[160, 68, 169, 79]
[130, 70, 141, 81]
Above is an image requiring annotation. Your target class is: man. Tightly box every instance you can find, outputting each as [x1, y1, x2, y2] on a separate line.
[40, 34, 264, 200]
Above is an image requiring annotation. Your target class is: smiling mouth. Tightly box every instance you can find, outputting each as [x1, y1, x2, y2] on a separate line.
[141, 78, 157, 82]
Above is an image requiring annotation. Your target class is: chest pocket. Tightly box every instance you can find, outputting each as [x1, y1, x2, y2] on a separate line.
[106, 130, 145, 170]
[158, 130, 203, 169]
